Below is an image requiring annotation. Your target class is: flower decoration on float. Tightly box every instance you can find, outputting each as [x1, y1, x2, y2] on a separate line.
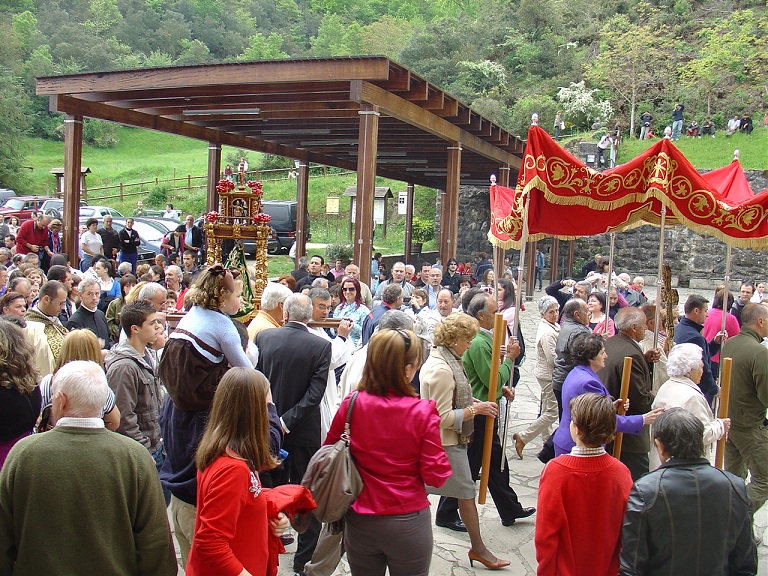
[205, 211, 220, 223]
[247, 180, 263, 195]
[253, 213, 271, 224]
[216, 179, 235, 194]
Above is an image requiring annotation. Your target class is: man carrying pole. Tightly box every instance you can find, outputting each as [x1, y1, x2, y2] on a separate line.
[434, 292, 535, 530]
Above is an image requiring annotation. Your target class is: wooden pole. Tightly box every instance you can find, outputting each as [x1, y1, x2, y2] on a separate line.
[652, 206, 667, 349]
[612, 357, 633, 459]
[714, 357, 732, 469]
[353, 103, 379, 284]
[718, 245, 732, 385]
[605, 232, 615, 336]
[478, 312, 506, 505]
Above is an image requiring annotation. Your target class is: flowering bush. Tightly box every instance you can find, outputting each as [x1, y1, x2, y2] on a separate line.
[205, 211, 220, 223]
[253, 213, 271, 223]
[556, 81, 613, 130]
[215, 179, 234, 194]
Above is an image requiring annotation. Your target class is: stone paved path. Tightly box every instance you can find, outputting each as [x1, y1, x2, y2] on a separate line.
[266, 286, 767, 575]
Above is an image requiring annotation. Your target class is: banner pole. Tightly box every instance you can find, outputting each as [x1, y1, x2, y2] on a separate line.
[612, 357, 633, 459]
[653, 206, 666, 349]
[478, 313, 506, 505]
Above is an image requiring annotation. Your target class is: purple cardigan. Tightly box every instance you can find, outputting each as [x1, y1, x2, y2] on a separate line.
[553, 364, 644, 456]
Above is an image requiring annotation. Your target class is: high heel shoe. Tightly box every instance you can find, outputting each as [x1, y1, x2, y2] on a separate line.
[468, 550, 511, 570]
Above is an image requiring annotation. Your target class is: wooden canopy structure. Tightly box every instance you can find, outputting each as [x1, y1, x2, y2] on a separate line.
[36, 56, 524, 282]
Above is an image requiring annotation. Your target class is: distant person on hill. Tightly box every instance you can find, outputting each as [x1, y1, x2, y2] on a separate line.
[639, 110, 653, 140]
[671, 103, 684, 140]
[700, 117, 715, 137]
[739, 114, 753, 135]
[685, 119, 699, 137]
[554, 111, 564, 141]
[726, 115, 741, 136]
[132, 200, 146, 217]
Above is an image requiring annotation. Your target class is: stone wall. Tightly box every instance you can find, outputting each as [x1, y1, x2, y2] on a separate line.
[452, 171, 768, 287]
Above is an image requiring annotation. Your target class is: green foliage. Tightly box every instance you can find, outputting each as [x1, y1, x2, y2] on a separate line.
[556, 82, 613, 131]
[325, 243, 354, 263]
[83, 119, 119, 148]
[259, 155, 294, 170]
[411, 217, 436, 243]
[509, 94, 558, 138]
[238, 33, 289, 61]
[146, 185, 170, 209]
[0, 67, 30, 192]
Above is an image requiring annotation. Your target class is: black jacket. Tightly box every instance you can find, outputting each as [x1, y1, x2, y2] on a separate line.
[620, 458, 756, 576]
[673, 317, 718, 404]
[66, 305, 112, 349]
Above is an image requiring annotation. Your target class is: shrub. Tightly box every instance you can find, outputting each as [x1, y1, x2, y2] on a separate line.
[325, 243, 354, 263]
[411, 217, 436, 243]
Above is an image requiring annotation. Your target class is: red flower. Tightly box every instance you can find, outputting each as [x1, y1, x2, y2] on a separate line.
[216, 179, 235, 194]
[246, 180, 263, 192]
[205, 211, 220, 223]
[253, 213, 271, 223]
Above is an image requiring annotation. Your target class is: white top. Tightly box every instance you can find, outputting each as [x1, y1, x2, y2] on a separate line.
[162, 209, 179, 220]
[80, 231, 103, 256]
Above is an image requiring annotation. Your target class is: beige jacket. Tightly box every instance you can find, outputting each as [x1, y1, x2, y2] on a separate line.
[420, 347, 467, 447]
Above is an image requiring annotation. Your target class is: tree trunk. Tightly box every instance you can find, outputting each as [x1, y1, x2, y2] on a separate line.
[630, 85, 637, 138]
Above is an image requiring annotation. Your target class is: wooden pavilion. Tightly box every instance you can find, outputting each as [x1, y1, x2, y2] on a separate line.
[36, 56, 524, 282]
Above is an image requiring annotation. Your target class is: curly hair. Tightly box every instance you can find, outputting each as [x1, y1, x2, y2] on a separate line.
[186, 266, 237, 310]
[0, 318, 38, 394]
[433, 312, 479, 348]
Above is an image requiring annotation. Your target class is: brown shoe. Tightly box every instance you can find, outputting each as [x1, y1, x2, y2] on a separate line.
[513, 433, 525, 460]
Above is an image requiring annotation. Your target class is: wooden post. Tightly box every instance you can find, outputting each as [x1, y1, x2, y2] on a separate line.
[119, 182, 124, 202]
[612, 357, 633, 459]
[63, 115, 83, 267]
[206, 143, 221, 213]
[714, 357, 732, 469]
[567, 240, 575, 277]
[353, 103, 379, 284]
[441, 143, 461, 261]
[550, 238, 560, 282]
[295, 162, 309, 268]
[404, 183, 414, 264]
[478, 313, 507, 505]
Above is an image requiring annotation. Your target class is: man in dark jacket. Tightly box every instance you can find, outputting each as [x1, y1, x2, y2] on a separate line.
[551, 298, 591, 416]
[673, 294, 721, 406]
[620, 408, 757, 576]
[97, 215, 121, 260]
[730, 282, 753, 326]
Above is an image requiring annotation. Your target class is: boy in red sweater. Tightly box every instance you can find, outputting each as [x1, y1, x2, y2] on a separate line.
[535, 392, 633, 576]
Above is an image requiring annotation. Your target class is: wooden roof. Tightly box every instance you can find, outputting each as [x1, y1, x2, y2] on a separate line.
[36, 57, 523, 189]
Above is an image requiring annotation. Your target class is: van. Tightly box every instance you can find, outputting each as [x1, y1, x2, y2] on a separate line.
[263, 200, 310, 254]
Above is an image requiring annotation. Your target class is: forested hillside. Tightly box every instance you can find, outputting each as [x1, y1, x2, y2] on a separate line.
[0, 0, 765, 193]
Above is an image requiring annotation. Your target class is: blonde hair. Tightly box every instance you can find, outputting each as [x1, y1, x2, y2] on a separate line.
[125, 281, 149, 304]
[359, 329, 421, 397]
[55, 329, 104, 371]
[0, 319, 38, 393]
[186, 267, 236, 310]
[433, 312, 479, 348]
[196, 368, 278, 472]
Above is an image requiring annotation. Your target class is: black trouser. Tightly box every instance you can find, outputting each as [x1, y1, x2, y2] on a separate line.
[435, 415, 525, 524]
[262, 444, 321, 571]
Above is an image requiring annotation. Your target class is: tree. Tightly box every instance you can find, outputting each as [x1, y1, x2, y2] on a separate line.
[0, 68, 31, 192]
[238, 33, 289, 61]
[508, 94, 558, 138]
[585, 15, 676, 137]
[556, 81, 613, 130]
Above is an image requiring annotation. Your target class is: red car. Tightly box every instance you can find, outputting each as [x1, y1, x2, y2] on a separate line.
[0, 196, 50, 222]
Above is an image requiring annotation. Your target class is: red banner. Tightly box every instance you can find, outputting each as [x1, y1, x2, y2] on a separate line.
[489, 126, 768, 249]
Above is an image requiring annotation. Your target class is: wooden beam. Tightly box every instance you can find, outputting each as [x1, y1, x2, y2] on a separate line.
[404, 183, 414, 265]
[354, 103, 379, 284]
[63, 115, 83, 267]
[441, 144, 461, 261]
[206, 143, 221, 213]
[352, 81, 520, 169]
[36, 58, 392, 95]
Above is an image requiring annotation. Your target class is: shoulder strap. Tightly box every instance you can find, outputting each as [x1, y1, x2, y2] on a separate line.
[174, 328, 223, 357]
[343, 391, 359, 438]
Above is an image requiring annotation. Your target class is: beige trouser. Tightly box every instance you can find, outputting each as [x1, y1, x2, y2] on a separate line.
[517, 377, 559, 445]
[170, 494, 196, 567]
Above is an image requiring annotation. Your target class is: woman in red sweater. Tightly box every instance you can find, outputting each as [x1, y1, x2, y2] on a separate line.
[325, 329, 451, 576]
[535, 393, 633, 576]
[186, 368, 289, 576]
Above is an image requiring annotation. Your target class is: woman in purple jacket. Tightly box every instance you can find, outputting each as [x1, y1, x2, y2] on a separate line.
[553, 332, 644, 456]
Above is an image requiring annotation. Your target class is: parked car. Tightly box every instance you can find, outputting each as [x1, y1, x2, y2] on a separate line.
[0, 196, 50, 221]
[79, 217, 163, 265]
[80, 206, 124, 219]
[264, 200, 310, 254]
[0, 189, 17, 203]
[41, 198, 88, 219]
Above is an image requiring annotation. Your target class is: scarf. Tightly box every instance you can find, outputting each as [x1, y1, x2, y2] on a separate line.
[436, 345, 474, 444]
[25, 307, 69, 360]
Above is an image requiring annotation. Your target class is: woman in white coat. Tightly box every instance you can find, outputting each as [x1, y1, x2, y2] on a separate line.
[650, 342, 730, 468]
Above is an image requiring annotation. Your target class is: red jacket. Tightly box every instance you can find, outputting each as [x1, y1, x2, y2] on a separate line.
[15, 220, 49, 255]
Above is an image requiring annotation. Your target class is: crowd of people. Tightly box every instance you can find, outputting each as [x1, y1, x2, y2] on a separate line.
[0, 242, 764, 576]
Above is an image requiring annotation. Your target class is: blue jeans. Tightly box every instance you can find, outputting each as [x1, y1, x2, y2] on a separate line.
[151, 447, 171, 506]
[80, 254, 92, 272]
[119, 251, 138, 274]
[672, 120, 683, 140]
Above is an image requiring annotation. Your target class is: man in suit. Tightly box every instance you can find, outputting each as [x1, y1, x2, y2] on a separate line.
[599, 307, 660, 480]
[256, 293, 332, 575]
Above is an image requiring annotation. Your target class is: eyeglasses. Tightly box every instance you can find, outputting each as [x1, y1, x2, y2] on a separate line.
[342, 287, 356, 292]
[396, 329, 411, 348]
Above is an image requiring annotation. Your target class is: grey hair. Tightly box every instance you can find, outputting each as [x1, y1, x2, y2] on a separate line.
[261, 281, 293, 310]
[52, 360, 109, 418]
[138, 282, 167, 302]
[666, 343, 704, 378]
[308, 287, 330, 302]
[284, 293, 313, 323]
[652, 408, 704, 459]
[575, 280, 592, 294]
[378, 309, 414, 331]
[538, 295, 559, 315]
[381, 283, 403, 305]
[311, 277, 329, 289]
[297, 256, 309, 269]
[165, 265, 183, 278]
[78, 277, 100, 293]
[466, 293, 492, 319]
[614, 307, 645, 331]
[117, 262, 133, 276]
